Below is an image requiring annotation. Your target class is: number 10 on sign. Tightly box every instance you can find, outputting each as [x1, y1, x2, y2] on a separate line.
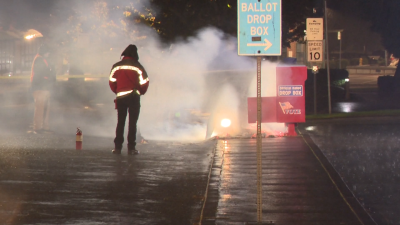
[307, 40, 323, 62]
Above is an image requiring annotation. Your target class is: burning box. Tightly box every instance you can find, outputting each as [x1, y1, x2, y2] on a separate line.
[248, 65, 307, 124]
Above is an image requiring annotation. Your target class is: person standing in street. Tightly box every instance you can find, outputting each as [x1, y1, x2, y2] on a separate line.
[109, 44, 149, 155]
[30, 44, 56, 134]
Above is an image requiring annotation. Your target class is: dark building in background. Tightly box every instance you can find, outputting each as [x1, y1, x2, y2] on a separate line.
[0, 28, 42, 76]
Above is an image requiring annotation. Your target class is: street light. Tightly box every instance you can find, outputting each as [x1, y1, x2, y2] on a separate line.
[24, 29, 43, 40]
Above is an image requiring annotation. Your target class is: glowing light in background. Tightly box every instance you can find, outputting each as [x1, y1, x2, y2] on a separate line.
[205, 84, 242, 139]
[25, 34, 36, 40]
[221, 119, 231, 128]
[24, 29, 43, 40]
[336, 102, 361, 113]
[305, 126, 316, 131]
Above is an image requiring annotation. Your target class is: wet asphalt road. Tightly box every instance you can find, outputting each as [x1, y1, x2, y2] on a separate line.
[0, 99, 372, 225]
[0, 81, 221, 224]
[300, 117, 400, 225]
[1, 78, 398, 224]
[0, 91, 219, 224]
[0, 132, 216, 224]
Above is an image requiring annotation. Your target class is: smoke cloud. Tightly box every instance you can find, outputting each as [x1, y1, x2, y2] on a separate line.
[1, 0, 287, 142]
[247, 61, 286, 134]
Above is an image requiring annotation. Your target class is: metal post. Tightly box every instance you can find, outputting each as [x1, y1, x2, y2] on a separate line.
[312, 66, 319, 114]
[345, 80, 350, 100]
[325, 0, 332, 114]
[385, 50, 388, 66]
[339, 37, 342, 69]
[256, 56, 262, 223]
[314, 72, 317, 114]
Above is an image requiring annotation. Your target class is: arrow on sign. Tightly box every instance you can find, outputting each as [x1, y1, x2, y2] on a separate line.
[247, 39, 273, 51]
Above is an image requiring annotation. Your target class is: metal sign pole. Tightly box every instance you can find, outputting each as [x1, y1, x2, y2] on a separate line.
[238, 1, 281, 222]
[256, 56, 263, 222]
[314, 72, 317, 115]
[339, 31, 342, 69]
[325, 0, 332, 114]
[312, 66, 319, 115]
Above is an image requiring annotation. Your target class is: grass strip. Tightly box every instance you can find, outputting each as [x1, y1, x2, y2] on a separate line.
[306, 109, 400, 120]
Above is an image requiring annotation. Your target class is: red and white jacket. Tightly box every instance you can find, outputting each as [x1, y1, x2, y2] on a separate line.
[109, 56, 149, 97]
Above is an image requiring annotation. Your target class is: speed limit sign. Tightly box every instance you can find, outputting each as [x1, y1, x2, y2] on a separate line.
[307, 41, 323, 62]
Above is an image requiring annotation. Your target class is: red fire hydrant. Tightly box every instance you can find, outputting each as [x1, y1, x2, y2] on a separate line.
[76, 128, 82, 150]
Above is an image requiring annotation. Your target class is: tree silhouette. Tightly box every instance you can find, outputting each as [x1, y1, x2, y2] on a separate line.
[131, 0, 319, 47]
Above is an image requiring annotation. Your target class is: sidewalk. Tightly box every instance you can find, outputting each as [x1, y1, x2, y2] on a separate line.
[201, 135, 377, 225]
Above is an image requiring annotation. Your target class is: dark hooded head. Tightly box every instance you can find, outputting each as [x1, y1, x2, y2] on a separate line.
[121, 44, 139, 60]
[38, 44, 51, 55]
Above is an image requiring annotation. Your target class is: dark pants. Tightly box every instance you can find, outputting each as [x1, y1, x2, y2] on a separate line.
[114, 93, 140, 150]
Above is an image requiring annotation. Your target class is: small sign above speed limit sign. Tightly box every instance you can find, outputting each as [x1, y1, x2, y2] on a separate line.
[307, 40, 323, 62]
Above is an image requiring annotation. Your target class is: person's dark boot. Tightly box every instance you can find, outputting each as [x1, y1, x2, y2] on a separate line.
[128, 149, 139, 155]
[112, 149, 121, 155]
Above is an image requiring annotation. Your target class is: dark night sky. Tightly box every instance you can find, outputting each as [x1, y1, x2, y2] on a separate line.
[0, 0, 377, 47]
[0, 0, 372, 29]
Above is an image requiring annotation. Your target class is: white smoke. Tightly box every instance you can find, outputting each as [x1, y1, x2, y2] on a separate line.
[138, 28, 224, 140]
[4, 0, 288, 141]
[247, 61, 286, 134]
